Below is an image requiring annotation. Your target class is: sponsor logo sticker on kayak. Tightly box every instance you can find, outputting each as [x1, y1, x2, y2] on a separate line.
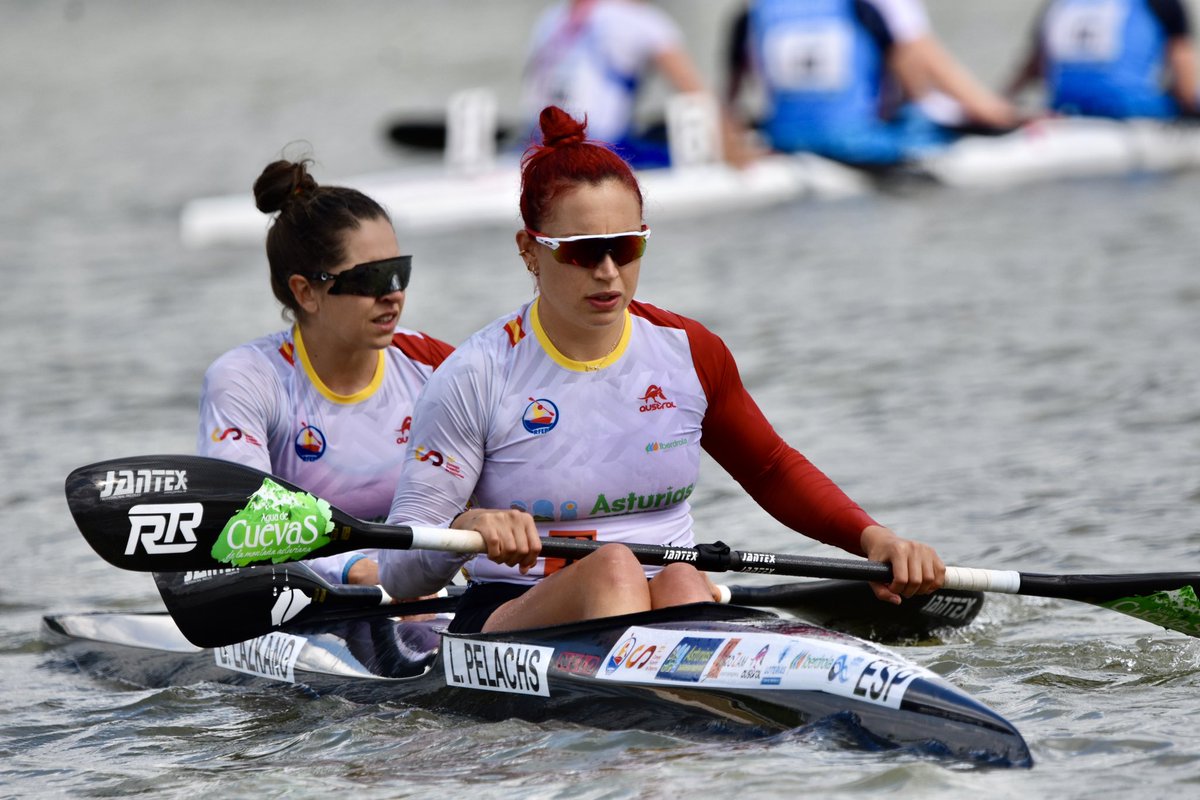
[554, 651, 602, 677]
[443, 637, 552, 697]
[214, 631, 305, 683]
[655, 637, 724, 682]
[210, 478, 334, 566]
[604, 634, 660, 675]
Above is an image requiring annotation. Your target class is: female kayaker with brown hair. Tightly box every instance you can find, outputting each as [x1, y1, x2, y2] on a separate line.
[197, 158, 453, 585]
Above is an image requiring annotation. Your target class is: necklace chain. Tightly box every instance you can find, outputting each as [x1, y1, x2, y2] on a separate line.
[583, 329, 622, 371]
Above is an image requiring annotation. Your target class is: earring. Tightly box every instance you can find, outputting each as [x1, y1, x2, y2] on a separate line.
[519, 250, 536, 273]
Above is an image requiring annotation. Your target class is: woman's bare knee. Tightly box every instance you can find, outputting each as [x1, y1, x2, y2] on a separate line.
[484, 545, 650, 631]
[584, 543, 643, 571]
[575, 543, 646, 587]
[649, 563, 712, 607]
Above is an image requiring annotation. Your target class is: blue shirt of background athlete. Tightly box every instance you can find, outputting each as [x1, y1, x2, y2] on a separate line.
[748, 0, 950, 165]
[1043, 0, 1190, 118]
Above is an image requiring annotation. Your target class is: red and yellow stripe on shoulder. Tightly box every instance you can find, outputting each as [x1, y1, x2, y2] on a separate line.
[278, 341, 296, 366]
[390, 331, 455, 367]
[504, 314, 526, 347]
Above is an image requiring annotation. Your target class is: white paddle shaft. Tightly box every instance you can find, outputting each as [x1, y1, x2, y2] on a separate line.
[945, 566, 1022, 594]
[409, 526, 487, 553]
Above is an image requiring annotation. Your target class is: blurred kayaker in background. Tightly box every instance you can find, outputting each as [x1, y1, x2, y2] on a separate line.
[1005, 0, 1199, 118]
[725, 0, 1020, 165]
[519, 0, 758, 167]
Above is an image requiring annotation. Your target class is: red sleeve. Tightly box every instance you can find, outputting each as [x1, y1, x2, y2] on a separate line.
[674, 310, 876, 556]
[390, 331, 455, 368]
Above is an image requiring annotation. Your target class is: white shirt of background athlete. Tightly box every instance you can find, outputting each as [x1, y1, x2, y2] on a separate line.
[521, 0, 684, 143]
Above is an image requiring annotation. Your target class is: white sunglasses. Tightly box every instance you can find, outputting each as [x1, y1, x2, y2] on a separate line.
[525, 226, 651, 267]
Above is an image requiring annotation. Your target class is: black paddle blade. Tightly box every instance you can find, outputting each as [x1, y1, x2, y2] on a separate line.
[65, 455, 368, 572]
[153, 564, 378, 647]
[153, 564, 462, 648]
[386, 119, 449, 150]
[384, 117, 514, 151]
[727, 581, 983, 642]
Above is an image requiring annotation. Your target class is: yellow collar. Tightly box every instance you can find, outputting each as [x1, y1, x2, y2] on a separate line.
[294, 325, 386, 404]
[530, 297, 631, 373]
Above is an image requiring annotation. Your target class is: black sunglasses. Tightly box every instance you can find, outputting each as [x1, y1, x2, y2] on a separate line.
[310, 256, 412, 297]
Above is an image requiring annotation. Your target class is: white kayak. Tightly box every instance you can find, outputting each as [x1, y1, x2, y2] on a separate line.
[179, 151, 869, 248]
[920, 115, 1200, 187]
[179, 89, 1200, 248]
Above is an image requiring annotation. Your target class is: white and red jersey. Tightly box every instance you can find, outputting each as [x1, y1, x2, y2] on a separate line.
[381, 297, 876, 595]
[197, 324, 453, 582]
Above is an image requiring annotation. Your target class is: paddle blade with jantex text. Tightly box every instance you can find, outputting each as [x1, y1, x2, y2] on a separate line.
[65, 454, 372, 572]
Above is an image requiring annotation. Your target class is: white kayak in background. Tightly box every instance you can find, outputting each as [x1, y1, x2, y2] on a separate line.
[919, 115, 1200, 187]
[178, 90, 1200, 248]
[178, 153, 869, 248]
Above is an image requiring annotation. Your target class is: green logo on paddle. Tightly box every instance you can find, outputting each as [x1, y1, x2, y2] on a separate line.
[1103, 585, 1200, 637]
[211, 478, 334, 566]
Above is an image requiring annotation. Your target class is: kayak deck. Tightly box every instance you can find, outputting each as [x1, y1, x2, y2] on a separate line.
[42, 602, 1031, 767]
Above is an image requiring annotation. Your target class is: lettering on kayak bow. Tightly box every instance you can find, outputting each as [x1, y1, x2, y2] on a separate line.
[853, 660, 915, 707]
[214, 631, 305, 683]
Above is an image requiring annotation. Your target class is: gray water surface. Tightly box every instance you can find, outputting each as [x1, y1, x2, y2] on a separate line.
[3, 2, 1199, 797]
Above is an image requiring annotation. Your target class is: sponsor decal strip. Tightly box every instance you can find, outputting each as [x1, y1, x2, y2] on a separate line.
[594, 626, 938, 710]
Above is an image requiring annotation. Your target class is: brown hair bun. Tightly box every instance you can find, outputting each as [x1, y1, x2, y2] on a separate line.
[253, 159, 320, 214]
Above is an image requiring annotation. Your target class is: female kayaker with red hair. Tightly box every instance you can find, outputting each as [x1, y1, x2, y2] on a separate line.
[380, 106, 945, 632]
